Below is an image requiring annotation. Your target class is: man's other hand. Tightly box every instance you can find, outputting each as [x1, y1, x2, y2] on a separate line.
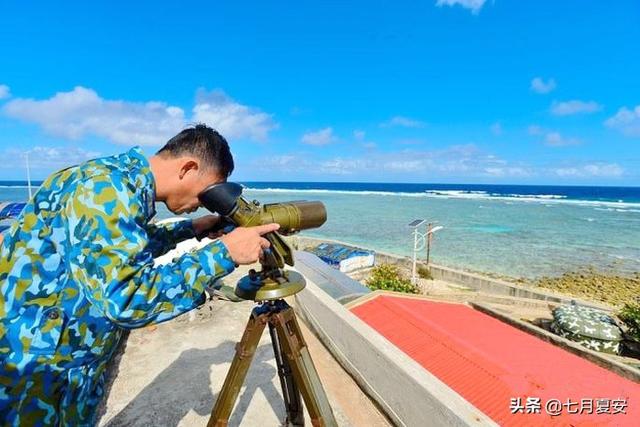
[220, 223, 280, 264]
[193, 215, 225, 239]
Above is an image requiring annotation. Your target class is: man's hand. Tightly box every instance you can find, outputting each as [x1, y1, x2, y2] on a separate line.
[220, 223, 280, 264]
[192, 215, 226, 240]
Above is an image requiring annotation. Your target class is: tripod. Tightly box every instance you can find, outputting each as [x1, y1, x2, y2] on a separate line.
[207, 298, 338, 427]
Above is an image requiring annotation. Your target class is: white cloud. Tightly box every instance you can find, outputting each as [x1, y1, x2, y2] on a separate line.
[386, 160, 425, 172]
[353, 130, 366, 141]
[259, 154, 308, 169]
[529, 125, 581, 146]
[530, 77, 556, 94]
[279, 144, 500, 176]
[490, 122, 503, 136]
[301, 127, 336, 146]
[192, 89, 278, 141]
[0, 84, 10, 100]
[320, 158, 371, 175]
[380, 116, 426, 128]
[484, 167, 531, 178]
[3, 86, 278, 146]
[553, 163, 624, 178]
[605, 105, 640, 137]
[1, 146, 101, 169]
[436, 0, 486, 14]
[4, 86, 185, 146]
[251, 144, 625, 181]
[551, 100, 602, 116]
[544, 132, 581, 147]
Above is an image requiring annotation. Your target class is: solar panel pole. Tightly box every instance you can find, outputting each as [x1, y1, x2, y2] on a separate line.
[412, 228, 419, 284]
[408, 219, 427, 285]
[426, 223, 432, 266]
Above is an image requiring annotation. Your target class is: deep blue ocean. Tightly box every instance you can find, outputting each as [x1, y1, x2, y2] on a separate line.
[2, 181, 639, 279]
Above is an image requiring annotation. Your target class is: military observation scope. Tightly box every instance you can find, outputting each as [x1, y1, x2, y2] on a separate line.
[200, 185, 337, 425]
[198, 182, 326, 235]
[198, 182, 327, 300]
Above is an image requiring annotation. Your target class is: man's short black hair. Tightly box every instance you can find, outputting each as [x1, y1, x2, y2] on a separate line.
[157, 124, 234, 178]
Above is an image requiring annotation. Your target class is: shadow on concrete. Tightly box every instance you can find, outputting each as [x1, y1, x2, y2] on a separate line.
[95, 330, 130, 425]
[104, 340, 285, 427]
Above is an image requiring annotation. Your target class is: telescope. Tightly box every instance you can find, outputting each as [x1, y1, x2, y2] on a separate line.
[198, 182, 327, 300]
[198, 182, 338, 426]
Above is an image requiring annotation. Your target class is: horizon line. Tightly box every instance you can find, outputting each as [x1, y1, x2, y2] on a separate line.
[0, 179, 639, 189]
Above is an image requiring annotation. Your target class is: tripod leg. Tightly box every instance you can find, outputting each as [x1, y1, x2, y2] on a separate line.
[208, 309, 268, 427]
[269, 322, 304, 426]
[273, 307, 338, 427]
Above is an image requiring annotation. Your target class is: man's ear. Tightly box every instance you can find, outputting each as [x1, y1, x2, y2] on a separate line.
[179, 159, 199, 179]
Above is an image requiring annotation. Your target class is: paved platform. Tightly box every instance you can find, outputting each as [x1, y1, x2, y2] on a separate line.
[97, 267, 389, 427]
[351, 294, 640, 426]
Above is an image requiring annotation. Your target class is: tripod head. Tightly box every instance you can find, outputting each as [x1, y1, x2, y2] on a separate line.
[198, 182, 327, 300]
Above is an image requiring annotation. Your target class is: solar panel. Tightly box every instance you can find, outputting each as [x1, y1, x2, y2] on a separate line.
[407, 219, 426, 228]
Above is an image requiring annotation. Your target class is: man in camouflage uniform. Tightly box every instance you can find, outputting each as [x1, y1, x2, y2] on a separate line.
[0, 125, 277, 426]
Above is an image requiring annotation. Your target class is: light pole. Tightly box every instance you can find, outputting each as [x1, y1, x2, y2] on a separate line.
[408, 220, 444, 285]
[408, 219, 426, 285]
[426, 223, 444, 266]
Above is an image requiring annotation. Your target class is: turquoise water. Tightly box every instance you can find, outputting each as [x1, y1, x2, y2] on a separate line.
[153, 187, 640, 279]
[3, 184, 639, 279]
[205, 188, 640, 279]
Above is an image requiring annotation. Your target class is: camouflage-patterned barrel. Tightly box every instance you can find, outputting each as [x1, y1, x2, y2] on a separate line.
[550, 304, 623, 355]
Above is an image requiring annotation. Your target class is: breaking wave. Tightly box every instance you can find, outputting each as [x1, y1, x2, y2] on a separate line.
[243, 187, 640, 209]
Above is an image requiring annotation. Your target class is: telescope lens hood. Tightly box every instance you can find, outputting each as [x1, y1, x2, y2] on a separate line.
[198, 182, 244, 217]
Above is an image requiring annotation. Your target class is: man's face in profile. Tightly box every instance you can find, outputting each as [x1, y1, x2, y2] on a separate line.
[165, 164, 224, 215]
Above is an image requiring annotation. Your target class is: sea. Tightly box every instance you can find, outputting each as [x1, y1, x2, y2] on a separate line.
[2, 181, 639, 279]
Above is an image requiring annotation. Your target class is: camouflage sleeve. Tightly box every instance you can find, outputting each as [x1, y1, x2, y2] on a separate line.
[144, 220, 196, 258]
[64, 173, 236, 328]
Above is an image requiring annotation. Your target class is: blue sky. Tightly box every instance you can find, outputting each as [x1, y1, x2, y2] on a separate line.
[0, 0, 639, 185]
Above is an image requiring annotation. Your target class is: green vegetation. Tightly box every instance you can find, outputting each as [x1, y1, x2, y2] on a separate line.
[534, 269, 640, 307]
[619, 300, 640, 342]
[366, 264, 419, 294]
[417, 265, 433, 280]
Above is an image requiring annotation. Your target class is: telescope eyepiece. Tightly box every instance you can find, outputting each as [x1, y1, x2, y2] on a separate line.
[198, 182, 243, 216]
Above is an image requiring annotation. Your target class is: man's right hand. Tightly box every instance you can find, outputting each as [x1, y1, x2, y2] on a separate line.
[219, 223, 280, 264]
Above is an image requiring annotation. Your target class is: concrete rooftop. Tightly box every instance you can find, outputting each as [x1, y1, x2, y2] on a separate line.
[97, 265, 390, 427]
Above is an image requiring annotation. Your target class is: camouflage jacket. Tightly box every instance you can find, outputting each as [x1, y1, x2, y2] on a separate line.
[0, 147, 235, 411]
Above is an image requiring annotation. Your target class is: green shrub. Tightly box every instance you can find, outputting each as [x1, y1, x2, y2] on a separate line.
[418, 265, 433, 280]
[619, 300, 640, 342]
[366, 264, 419, 294]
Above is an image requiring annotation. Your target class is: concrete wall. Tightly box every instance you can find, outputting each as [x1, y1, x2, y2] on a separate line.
[293, 262, 497, 427]
[471, 302, 640, 383]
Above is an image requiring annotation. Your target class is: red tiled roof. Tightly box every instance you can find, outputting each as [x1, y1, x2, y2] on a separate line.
[351, 295, 640, 426]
